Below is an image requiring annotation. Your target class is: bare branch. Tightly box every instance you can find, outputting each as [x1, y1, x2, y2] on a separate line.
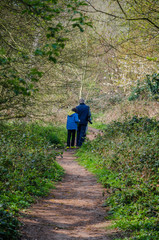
[116, 0, 127, 17]
[84, 0, 123, 19]
[127, 17, 159, 29]
[85, 0, 159, 29]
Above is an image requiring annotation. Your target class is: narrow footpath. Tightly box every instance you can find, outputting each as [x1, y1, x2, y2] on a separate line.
[20, 129, 122, 240]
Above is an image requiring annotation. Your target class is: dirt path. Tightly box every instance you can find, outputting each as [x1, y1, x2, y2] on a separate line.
[20, 129, 122, 240]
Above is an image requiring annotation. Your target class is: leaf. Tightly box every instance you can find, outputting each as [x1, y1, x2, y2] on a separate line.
[52, 44, 58, 49]
[146, 56, 158, 61]
[72, 23, 84, 32]
[78, 1, 88, 6]
[34, 48, 44, 56]
[49, 56, 57, 63]
[85, 22, 93, 28]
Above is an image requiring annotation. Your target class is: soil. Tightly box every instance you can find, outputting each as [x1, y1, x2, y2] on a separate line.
[20, 128, 124, 240]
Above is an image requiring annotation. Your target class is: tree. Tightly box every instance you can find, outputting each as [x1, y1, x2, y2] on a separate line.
[0, 0, 90, 120]
[79, 0, 159, 93]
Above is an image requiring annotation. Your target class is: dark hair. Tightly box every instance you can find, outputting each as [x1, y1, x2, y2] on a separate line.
[72, 108, 77, 113]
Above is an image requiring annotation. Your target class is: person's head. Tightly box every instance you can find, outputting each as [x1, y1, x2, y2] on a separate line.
[79, 98, 85, 104]
[72, 108, 78, 113]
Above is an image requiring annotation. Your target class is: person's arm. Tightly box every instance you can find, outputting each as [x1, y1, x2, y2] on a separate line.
[75, 113, 80, 123]
[88, 107, 91, 118]
[88, 107, 92, 124]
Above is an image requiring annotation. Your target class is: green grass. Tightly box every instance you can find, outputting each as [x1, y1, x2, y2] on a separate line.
[0, 121, 66, 239]
[91, 121, 107, 130]
[90, 112, 106, 130]
[76, 117, 159, 240]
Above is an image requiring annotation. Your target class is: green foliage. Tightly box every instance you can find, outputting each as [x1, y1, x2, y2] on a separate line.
[0, 0, 91, 120]
[89, 112, 106, 130]
[76, 117, 159, 239]
[0, 210, 21, 240]
[146, 73, 159, 97]
[129, 73, 159, 101]
[0, 121, 66, 239]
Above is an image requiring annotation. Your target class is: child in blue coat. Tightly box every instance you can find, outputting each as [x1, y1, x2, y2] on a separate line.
[66, 108, 79, 148]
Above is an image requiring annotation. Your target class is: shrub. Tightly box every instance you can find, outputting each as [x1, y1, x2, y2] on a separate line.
[0, 210, 21, 240]
[128, 73, 159, 101]
[0, 121, 65, 239]
[76, 117, 159, 239]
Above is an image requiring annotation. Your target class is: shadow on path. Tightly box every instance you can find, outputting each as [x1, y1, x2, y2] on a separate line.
[20, 130, 127, 240]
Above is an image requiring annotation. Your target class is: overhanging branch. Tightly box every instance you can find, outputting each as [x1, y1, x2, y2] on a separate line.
[85, 0, 159, 29]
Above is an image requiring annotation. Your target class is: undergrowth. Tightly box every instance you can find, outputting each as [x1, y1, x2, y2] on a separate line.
[128, 73, 159, 101]
[0, 121, 66, 239]
[76, 116, 159, 240]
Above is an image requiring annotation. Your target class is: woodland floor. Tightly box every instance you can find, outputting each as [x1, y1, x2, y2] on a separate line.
[20, 128, 126, 240]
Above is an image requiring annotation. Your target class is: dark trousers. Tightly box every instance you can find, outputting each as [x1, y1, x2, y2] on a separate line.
[77, 124, 87, 147]
[67, 130, 76, 147]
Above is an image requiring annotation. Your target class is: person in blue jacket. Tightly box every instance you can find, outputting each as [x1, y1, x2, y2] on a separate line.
[66, 108, 79, 148]
[76, 98, 92, 147]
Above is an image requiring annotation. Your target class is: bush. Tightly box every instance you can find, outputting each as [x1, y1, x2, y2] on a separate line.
[0, 210, 21, 240]
[0, 121, 65, 239]
[128, 73, 159, 101]
[76, 117, 159, 239]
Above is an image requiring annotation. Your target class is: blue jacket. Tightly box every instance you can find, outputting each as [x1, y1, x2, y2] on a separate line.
[76, 103, 91, 125]
[66, 111, 79, 130]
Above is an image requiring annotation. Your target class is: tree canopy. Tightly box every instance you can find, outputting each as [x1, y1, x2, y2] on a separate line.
[0, 0, 91, 120]
[0, 0, 158, 120]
